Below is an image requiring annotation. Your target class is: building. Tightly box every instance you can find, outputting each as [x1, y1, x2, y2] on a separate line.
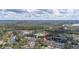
[20, 30, 33, 36]
[72, 34, 79, 41]
[53, 34, 67, 43]
[34, 32, 48, 38]
[72, 24, 79, 26]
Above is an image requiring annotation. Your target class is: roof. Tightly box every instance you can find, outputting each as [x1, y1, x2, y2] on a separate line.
[72, 24, 79, 26]
[34, 32, 48, 36]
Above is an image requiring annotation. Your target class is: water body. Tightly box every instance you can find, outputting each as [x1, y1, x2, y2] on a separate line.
[0, 20, 79, 25]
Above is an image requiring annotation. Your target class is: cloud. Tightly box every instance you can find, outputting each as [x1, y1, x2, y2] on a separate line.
[0, 9, 79, 20]
[5, 9, 26, 13]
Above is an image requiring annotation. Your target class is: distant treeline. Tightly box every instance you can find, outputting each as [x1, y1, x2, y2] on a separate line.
[0, 24, 48, 30]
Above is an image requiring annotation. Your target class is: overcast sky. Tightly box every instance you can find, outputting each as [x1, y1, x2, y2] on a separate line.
[0, 9, 79, 20]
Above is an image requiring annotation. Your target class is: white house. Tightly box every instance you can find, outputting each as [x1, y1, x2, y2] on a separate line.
[34, 32, 48, 38]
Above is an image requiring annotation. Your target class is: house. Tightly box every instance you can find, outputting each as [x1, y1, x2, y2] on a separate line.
[62, 24, 74, 30]
[34, 32, 52, 45]
[20, 30, 33, 36]
[53, 34, 67, 43]
[72, 34, 79, 41]
[34, 32, 48, 38]
[10, 35, 17, 44]
[0, 40, 3, 45]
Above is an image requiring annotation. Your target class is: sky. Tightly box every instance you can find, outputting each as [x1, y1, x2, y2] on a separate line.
[0, 9, 79, 20]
